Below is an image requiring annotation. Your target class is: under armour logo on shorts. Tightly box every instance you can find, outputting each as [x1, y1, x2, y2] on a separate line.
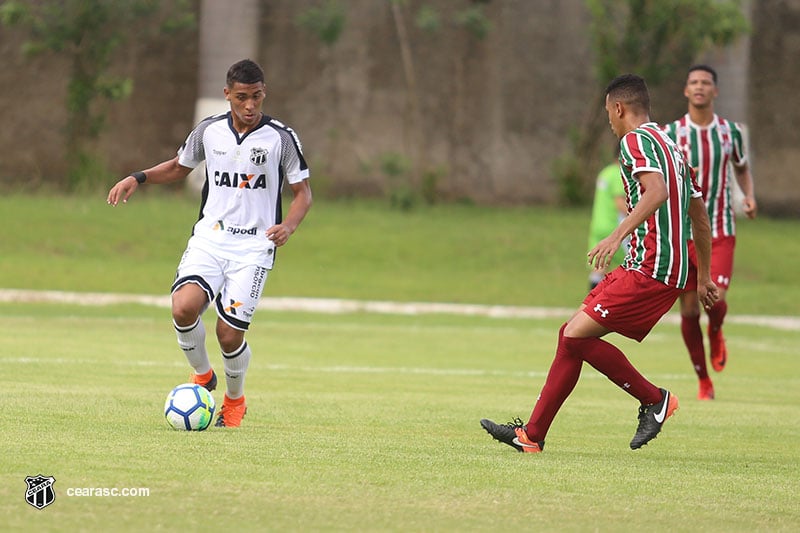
[593, 303, 610, 318]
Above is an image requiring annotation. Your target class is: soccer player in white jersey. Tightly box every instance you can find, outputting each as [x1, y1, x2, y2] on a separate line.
[664, 65, 757, 401]
[107, 59, 313, 427]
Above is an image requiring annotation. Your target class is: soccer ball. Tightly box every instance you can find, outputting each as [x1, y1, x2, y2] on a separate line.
[164, 383, 216, 431]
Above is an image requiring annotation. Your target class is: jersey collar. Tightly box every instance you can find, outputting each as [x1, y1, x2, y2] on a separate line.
[227, 112, 270, 144]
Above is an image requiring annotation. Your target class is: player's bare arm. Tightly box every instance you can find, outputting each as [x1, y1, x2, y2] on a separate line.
[266, 179, 313, 247]
[733, 163, 757, 219]
[107, 156, 193, 206]
[588, 171, 667, 270]
[688, 195, 720, 308]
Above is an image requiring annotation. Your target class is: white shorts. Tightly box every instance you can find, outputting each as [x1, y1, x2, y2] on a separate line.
[171, 246, 269, 331]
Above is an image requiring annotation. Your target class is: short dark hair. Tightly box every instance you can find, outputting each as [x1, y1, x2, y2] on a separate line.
[687, 64, 718, 84]
[605, 74, 650, 114]
[226, 59, 265, 87]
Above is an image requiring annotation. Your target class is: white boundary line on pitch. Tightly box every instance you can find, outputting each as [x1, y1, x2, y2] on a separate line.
[0, 356, 699, 382]
[0, 288, 797, 331]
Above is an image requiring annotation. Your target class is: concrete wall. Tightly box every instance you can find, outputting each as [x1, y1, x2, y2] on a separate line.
[0, 0, 796, 214]
[748, 0, 800, 215]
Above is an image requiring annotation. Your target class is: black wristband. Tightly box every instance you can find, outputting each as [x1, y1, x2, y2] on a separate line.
[132, 171, 147, 184]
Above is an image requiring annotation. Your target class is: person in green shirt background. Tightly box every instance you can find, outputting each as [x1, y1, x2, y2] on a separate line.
[587, 162, 628, 290]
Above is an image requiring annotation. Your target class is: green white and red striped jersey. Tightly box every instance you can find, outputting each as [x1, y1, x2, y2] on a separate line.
[663, 114, 747, 238]
[618, 123, 702, 289]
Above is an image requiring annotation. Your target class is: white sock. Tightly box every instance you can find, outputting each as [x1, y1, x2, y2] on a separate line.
[222, 341, 251, 400]
[174, 318, 212, 375]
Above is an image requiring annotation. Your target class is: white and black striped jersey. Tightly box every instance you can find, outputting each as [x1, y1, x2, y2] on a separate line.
[177, 112, 309, 268]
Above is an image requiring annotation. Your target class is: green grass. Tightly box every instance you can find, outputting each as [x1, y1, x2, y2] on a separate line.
[2, 192, 798, 314]
[1, 302, 798, 531]
[1, 193, 799, 530]
[1, 191, 592, 307]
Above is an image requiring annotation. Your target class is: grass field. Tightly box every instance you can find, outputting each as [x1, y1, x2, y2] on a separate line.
[2, 191, 799, 314]
[1, 193, 799, 531]
[2, 303, 798, 531]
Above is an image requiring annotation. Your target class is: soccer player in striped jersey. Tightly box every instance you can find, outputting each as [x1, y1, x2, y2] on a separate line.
[664, 65, 757, 400]
[481, 74, 719, 452]
[107, 59, 313, 427]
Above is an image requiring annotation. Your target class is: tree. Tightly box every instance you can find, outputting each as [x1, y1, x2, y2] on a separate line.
[0, 0, 194, 189]
[187, 0, 259, 193]
[554, 0, 749, 204]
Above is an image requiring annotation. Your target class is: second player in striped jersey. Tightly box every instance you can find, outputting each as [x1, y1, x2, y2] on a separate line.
[664, 64, 757, 401]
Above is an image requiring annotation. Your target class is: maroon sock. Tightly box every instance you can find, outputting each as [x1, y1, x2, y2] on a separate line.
[707, 300, 728, 334]
[567, 336, 662, 404]
[681, 314, 708, 379]
[525, 324, 582, 442]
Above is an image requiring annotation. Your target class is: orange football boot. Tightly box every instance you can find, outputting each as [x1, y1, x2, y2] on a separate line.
[190, 369, 217, 391]
[215, 394, 247, 427]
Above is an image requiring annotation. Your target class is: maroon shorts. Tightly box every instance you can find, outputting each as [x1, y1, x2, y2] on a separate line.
[582, 267, 683, 342]
[684, 236, 736, 291]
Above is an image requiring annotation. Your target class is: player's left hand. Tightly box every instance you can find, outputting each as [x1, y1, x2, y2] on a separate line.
[698, 279, 720, 309]
[742, 195, 758, 220]
[266, 224, 292, 247]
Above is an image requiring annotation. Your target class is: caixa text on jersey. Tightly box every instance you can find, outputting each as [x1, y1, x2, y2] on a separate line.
[214, 171, 268, 189]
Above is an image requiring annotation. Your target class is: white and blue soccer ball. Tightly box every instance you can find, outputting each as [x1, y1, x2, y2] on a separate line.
[164, 383, 215, 431]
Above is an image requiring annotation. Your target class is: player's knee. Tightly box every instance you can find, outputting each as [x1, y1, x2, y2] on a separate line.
[679, 293, 701, 317]
[171, 300, 201, 327]
[560, 335, 602, 363]
[681, 309, 701, 319]
[562, 335, 594, 352]
[171, 283, 209, 324]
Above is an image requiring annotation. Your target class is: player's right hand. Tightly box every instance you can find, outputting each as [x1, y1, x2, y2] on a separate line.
[587, 234, 622, 271]
[107, 176, 139, 206]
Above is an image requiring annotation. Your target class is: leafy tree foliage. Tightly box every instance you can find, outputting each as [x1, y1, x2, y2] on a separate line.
[0, 0, 194, 189]
[588, 0, 748, 85]
[556, 0, 749, 204]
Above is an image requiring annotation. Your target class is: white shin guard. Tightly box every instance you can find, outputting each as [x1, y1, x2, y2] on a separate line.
[222, 341, 251, 400]
[174, 318, 212, 375]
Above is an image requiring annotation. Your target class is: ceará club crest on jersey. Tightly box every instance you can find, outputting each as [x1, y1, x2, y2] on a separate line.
[249, 147, 268, 166]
